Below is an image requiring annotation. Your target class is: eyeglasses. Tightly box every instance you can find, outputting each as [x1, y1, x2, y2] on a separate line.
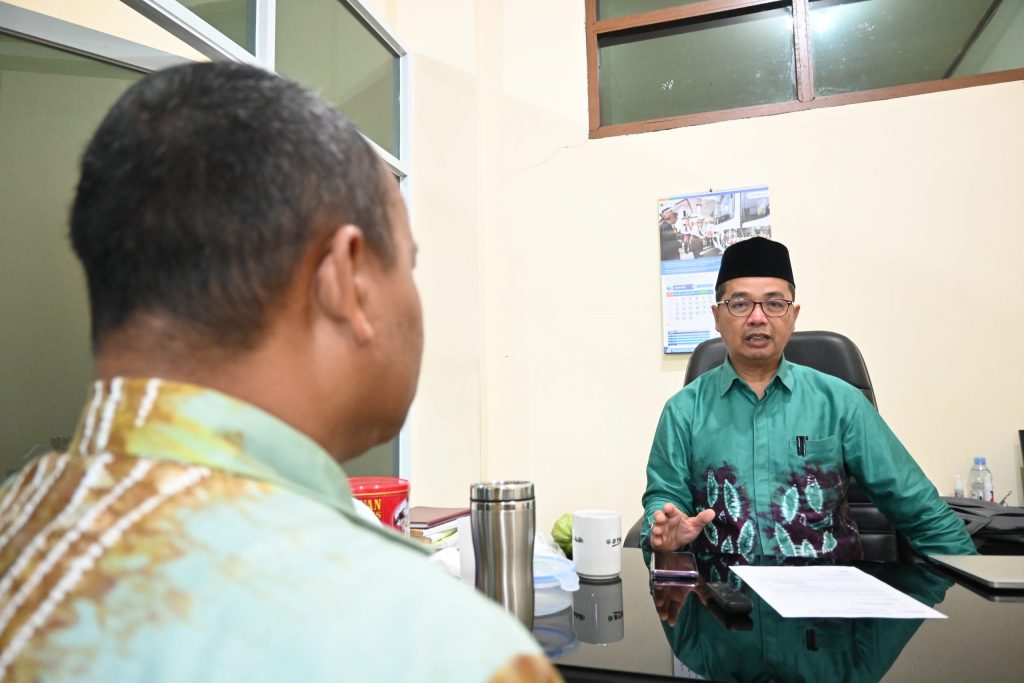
[717, 298, 794, 317]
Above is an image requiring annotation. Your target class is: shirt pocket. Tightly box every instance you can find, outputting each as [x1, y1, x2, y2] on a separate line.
[797, 434, 840, 460]
[790, 436, 839, 462]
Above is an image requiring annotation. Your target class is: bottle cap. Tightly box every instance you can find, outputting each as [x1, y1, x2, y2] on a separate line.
[974, 456, 985, 465]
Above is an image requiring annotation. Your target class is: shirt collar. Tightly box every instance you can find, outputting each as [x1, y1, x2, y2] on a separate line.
[717, 355, 794, 396]
[70, 377, 356, 515]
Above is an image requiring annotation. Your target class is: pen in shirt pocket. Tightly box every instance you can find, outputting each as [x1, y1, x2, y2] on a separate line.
[796, 435, 807, 456]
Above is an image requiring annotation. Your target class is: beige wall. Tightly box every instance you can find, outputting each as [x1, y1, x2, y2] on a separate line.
[383, 1, 1024, 532]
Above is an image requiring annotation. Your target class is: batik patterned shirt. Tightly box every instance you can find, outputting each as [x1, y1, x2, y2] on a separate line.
[0, 378, 559, 682]
[642, 358, 974, 560]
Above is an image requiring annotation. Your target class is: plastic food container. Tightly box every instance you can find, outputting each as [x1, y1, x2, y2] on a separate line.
[534, 554, 580, 616]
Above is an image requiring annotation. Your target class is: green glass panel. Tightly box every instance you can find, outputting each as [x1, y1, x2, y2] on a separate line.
[597, 1, 706, 21]
[810, 0, 1024, 97]
[598, 6, 795, 126]
[953, 0, 1024, 77]
[0, 35, 141, 478]
[179, 0, 256, 53]
[276, 0, 399, 157]
[344, 438, 399, 478]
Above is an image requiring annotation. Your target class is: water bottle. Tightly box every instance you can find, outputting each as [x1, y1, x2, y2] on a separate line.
[470, 481, 535, 629]
[968, 457, 994, 502]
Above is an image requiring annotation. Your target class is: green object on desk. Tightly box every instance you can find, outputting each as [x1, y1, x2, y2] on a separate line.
[552, 513, 573, 558]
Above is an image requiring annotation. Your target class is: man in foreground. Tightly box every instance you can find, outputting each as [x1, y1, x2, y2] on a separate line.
[642, 237, 973, 559]
[0, 62, 558, 682]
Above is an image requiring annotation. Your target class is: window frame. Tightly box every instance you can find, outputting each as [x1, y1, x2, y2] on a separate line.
[0, 2, 187, 72]
[585, 0, 1024, 137]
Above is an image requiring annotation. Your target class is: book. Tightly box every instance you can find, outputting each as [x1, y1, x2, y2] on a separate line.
[412, 527, 457, 545]
[409, 528, 458, 540]
[413, 529, 459, 551]
[410, 506, 470, 530]
[410, 517, 462, 537]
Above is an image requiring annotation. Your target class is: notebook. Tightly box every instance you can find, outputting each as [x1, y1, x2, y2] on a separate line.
[409, 506, 470, 530]
[926, 554, 1024, 590]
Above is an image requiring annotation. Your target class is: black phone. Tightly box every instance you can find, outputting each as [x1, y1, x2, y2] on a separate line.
[649, 550, 699, 583]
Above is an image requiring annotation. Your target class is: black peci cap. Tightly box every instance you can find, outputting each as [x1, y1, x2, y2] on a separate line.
[714, 237, 794, 290]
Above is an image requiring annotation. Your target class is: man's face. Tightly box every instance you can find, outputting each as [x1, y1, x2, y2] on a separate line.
[712, 277, 799, 367]
[364, 173, 423, 438]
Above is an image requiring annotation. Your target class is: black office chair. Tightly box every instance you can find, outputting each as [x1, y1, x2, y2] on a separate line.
[624, 330, 907, 562]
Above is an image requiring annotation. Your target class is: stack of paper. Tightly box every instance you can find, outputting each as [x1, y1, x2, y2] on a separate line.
[410, 506, 470, 551]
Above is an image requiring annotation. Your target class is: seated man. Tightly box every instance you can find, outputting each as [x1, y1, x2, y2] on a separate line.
[642, 237, 973, 560]
[0, 63, 558, 682]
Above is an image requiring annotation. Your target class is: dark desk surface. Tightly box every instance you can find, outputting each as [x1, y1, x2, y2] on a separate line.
[535, 548, 1024, 682]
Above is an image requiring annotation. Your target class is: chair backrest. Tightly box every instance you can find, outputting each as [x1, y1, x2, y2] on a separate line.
[683, 330, 876, 407]
[681, 330, 903, 561]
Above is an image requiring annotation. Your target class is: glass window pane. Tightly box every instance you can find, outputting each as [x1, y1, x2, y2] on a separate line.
[598, 6, 795, 126]
[0, 35, 141, 477]
[276, 0, 399, 157]
[953, 0, 1024, 77]
[810, 0, 1024, 97]
[178, 0, 255, 54]
[344, 439, 398, 478]
[597, 1, 707, 22]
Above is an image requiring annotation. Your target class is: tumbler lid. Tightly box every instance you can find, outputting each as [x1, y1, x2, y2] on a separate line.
[470, 480, 534, 502]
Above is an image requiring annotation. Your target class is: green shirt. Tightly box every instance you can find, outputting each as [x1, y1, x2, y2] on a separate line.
[0, 378, 556, 682]
[642, 357, 974, 559]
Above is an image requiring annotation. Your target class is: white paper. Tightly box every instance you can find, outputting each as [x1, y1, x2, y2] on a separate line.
[731, 565, 946, 619]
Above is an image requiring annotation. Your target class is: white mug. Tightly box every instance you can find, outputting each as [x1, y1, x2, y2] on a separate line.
[572, 509, 622, 579]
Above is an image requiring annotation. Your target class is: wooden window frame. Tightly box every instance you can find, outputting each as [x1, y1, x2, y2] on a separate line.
[585, 0, 1024, 138]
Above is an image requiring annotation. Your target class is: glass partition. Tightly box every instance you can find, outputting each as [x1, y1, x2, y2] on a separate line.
[276, 0, 400, 157]
[0, 34, 141, 478]
[179, 0, 256, 54]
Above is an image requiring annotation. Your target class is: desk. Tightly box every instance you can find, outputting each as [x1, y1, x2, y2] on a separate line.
[535, 548, 1024, 682]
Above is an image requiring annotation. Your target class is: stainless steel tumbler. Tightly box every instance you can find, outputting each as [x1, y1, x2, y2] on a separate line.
[470, 481, 535, 629]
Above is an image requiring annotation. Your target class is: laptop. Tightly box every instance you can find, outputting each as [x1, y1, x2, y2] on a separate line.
[926, 554, 1024, 590]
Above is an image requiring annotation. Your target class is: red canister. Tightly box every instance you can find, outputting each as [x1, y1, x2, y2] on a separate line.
[348, 477, 410, 535]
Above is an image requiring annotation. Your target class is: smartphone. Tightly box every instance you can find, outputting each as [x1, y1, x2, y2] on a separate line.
[649, 550, 699, 583]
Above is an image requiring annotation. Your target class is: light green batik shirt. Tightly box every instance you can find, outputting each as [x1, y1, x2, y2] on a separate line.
[642, 357, 974, 560]
[0, 378, 558, 682]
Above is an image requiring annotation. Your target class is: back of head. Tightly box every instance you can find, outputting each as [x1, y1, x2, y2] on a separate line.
[71, 61, 391, 354]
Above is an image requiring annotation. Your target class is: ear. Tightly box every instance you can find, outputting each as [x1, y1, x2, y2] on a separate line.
[711, 304, 722, 334]
[791, 302, 801, 323]
[314, 225, 374, 345]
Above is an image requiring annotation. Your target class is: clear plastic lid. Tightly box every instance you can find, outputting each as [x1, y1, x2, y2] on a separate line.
[534, 554, 580, 591]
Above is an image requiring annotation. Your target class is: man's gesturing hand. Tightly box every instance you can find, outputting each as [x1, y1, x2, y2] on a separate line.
[649, 503, 716, 550]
